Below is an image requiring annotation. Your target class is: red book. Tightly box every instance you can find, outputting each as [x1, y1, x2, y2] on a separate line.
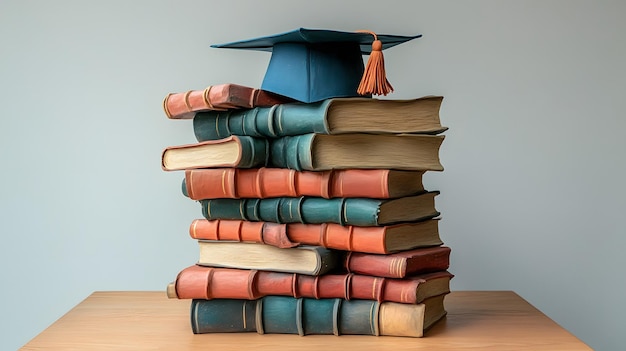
[183, 168, 425, 200]
[344, 246, 451, 278]
[163, 83, 291, 119]
[167, 265, 453, 304]
[189, 218, 443, 254]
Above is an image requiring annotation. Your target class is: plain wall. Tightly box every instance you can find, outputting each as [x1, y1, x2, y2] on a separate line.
[1, 1, 625, 350]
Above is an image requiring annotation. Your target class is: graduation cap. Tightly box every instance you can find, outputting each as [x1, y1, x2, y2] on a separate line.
[211, 28, 422, 103]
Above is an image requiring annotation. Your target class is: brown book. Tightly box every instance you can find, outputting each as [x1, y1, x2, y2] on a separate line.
[189, 218, 443, 254]
[196, 241, 339, 276]
[163, 84, 291, 119]
[344, 246, 451, 278]
[183, 168, 425, 200]
[167, 265, 453, 304]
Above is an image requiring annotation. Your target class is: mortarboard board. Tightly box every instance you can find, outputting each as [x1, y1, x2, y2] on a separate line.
[211, 28, 422, 103]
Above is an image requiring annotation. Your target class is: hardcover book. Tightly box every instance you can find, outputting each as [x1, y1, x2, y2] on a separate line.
[188, 218, 443, 254]
[168, 265, 453, 304]
[182, 168, 425, 200]
[343, 246, 452, 278]
[161, 133, 444, 172]
[161, 136, 268, 171]
[190, 294, 448, 337]
[192, 96, 447, 141]
[198, 192, 440, 226]
[196, 241, 339, 275]
[163, 83, 291, 119]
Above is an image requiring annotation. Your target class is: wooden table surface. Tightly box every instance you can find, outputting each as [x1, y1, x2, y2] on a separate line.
[20, 290, 592, 350]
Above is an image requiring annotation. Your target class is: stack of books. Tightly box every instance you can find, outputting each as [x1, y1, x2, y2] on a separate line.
[161, 28, 453, 338]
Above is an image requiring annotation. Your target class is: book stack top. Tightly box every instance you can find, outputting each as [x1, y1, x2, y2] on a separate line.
[160, 27, 452, 338]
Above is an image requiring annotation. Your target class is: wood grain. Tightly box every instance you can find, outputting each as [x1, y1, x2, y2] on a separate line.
[20, 291, 592, 351]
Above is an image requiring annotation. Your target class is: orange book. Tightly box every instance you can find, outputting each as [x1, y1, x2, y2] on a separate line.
[183, 168, 425, 200]
[167, 265, 453, 304]
[163, 83, 291, 119]
[189, 218, 442, 254]
[344, 246, 452, 278]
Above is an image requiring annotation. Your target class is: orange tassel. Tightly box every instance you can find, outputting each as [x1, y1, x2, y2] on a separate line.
[356, 30, 394, 96]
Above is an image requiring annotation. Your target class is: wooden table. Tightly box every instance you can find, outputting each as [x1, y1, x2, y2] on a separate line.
[20, 291, 592, 350]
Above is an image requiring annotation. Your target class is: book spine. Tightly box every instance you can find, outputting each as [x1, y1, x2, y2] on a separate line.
[163, 88, 227, 120]
[236, 136, 270, 168]
[328, 169, 391, 198]
[183, 168, 415, 200]
[171, 265, 430, 304]
[200, 197, 382, 226]
[269, 134, 316, 171]
[192, 296, 431, 337]
[190, 296, 380, 336]
[286, 223, 389, 253]
[189, 219, 297, 248]
[191, 299, 258, 333]
[163, 84, 289, 120]
[343, 247, 451, 278]
[193, 101, 331, 141]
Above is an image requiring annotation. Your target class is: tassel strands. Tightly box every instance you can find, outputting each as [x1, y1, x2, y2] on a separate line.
[356, 30, 394, 97]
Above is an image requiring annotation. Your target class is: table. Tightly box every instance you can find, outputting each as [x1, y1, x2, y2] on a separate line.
[20, 291, 592, 350]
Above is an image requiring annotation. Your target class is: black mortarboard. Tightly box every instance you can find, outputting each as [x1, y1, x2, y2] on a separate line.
[211, 28, 421, 103]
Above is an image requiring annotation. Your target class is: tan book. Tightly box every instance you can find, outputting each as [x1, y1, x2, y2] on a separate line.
[196, 241, 339, 276]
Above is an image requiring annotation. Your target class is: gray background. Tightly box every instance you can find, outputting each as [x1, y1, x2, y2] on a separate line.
[1, 1, 624, 350]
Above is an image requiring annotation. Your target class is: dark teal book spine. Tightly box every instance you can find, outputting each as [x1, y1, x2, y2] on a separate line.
[193, 101, 332, 141]
[269, 134, 316, 171]
[191, 296, 378, 336]
[190, 299, 258, 333]
[236, 136, 270, 168]
[200, 197, 383, 226]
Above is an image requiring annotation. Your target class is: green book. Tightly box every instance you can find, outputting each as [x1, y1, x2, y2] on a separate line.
[193, 96, 447, 141]
[190, 294, 448, 337]
[199, 192, 439, 226]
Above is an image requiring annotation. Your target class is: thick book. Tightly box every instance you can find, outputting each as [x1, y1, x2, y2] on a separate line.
[182, 168, 425, 200]
[196, 241, 339, 275]
[189, 218, 443, 254]
[198, 192, 440, 226]
[192, 96, 447, 141]
[167, 264, 453, 304]
[162, 134, 444, 172]
[161, 136, 268, 171]
[190, 294, 448, 337]
[344, 246, 452, 278]
[163, 83, 291, 119]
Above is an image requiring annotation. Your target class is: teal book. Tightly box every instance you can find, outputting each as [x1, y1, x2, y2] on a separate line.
[190, 294, 448, 337]
[163, 133, 443, 172]
[199, 192, 439, 226]
[268, 133, 444, 171]
[193, 96, 447, 141]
